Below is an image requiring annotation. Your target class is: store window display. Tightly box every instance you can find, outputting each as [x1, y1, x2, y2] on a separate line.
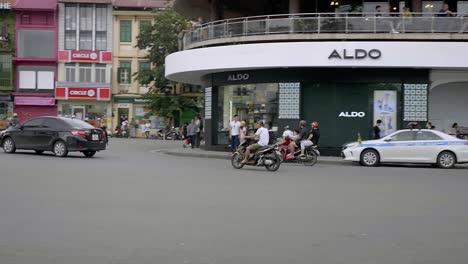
[217, 83, 279, 145]
[60, 104, 108, 127]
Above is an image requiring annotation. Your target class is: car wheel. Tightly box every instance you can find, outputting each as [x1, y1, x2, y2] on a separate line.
[53, 141, 68, 157]
[437, 151, 456, 169]
[82, 151, 96, 158]
[360, 149, 380, 167]
[35, 150, 44, 154]
[2, 137, 16, 154]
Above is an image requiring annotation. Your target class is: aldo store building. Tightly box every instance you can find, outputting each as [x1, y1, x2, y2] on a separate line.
[165, 42, 468, 155]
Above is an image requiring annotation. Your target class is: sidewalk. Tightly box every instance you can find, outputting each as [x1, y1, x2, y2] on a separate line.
[157, 147, 345, 165]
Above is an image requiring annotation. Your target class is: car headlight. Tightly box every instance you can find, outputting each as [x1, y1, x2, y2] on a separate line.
[343, 142, 359, 149]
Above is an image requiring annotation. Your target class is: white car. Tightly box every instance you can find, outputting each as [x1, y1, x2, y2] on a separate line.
[342, 129, 468, 168]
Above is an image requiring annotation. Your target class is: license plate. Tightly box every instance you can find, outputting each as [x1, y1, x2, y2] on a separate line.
[92, 134, 99, 141]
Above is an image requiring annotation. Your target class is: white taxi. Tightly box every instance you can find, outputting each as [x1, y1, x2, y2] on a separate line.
[342, 129, 468, 168]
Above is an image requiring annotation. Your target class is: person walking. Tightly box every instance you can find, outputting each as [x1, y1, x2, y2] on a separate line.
[181, 122, 189, 147]
[144, 120, 151, 139]
[239, 120, 247, 143]
[130, 119, 138, 138]
[373, 119, 383, 139]
[229, 115, 241, 153]
[187, 119, 197, 149]
[195, 115, 202, 148]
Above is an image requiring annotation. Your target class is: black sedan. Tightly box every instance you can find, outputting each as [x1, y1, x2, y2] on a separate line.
[1, 116, 106, 157]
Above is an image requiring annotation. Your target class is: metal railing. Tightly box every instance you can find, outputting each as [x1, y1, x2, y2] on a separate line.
[182, 12, 468, 49]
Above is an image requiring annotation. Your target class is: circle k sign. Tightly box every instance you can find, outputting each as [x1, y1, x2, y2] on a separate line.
[68, 88, 98, 99]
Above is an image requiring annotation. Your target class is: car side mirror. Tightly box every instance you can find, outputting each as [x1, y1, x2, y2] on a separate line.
[384, 138, 392, 142]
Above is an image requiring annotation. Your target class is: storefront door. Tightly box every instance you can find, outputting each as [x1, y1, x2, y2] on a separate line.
[72, 106, 86, 120]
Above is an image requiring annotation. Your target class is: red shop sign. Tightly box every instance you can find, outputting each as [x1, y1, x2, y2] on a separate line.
[56, 87, 111, 101]
[58, 50, 112, 63]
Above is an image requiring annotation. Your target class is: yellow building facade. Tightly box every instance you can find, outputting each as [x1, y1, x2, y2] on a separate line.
[111, 8, 156, 131]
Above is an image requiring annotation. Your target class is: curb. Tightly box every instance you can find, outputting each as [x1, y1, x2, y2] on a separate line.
[157, 149, 346, 165]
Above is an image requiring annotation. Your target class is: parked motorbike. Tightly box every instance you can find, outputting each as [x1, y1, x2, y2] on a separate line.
[278, 141, 319, 166]
[231, 140, 282, 172]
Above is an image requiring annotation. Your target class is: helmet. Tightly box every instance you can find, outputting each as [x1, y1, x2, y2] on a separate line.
[299, 120, 307, 126]
[312, 121, 319, 128]
[13, 113, 18, 117]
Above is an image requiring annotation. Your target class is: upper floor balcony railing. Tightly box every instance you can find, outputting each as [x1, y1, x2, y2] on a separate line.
[182, 13, 468, 49]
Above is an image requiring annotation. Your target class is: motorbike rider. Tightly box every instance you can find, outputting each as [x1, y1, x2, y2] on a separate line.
[287, 120, 308, 160]
[280, 125, 296, 146]
[300, 121, 320, 157]
[8, 113, 19, 128]
[240, 120, 269, 164]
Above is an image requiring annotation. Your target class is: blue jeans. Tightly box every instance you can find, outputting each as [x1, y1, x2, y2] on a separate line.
[189, 135, 196, 148]
[231, 135, 240, 153]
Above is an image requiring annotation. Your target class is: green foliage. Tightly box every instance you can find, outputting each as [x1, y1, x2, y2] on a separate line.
[136, 8, 188, 92]
[143, 94, 198, 119]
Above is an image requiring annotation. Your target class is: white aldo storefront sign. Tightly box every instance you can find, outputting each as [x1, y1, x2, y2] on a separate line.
[339, 112, 366, 118]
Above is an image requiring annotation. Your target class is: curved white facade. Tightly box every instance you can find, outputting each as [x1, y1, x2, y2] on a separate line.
[165, 41, 468, 85]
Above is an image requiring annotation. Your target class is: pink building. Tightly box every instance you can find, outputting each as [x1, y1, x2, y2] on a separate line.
[13, 0, 58, 122]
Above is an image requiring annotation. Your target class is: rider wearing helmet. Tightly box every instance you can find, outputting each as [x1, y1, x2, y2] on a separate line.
[287, 120, 308, 160]
[300, 121, 320, 156]
[8, 113, 19, 128]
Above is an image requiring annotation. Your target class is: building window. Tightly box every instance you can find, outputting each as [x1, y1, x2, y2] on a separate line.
[18, 30, 55, 58]
[95, 5, 107, 51]
[95, 64, 106, 83]
[118, 61, 131, 84]
[65, 63, 76, 82]
[79, 64, 92, 82]
[65, 4, 77, 50]
[79, 4, 93, 50]
[18, 66, 55, 91]
[120, 20, 132, 43]
[20, 14, 30, 24]
[139, 20, 151, 33]
[183, 85, 203, 93]
[0, 55, 12, 89]
[216, 83, 279, 145]
[79, 31, 92, 50]
[139, 61, 150, 72]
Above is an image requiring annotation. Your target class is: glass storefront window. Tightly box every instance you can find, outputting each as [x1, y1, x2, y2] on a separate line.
[60, 103, 108, 127]
[217, 83, 279, 145]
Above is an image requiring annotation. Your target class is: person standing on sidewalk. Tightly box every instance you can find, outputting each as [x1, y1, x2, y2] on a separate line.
[195, 115, 202, 148]
[130, 119, 138, 138]
[187, 119, 197, 149]
[229, 115, 241, 153]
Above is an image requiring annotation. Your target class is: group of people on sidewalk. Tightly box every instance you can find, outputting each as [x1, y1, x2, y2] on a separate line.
[182, 115, 203, 149]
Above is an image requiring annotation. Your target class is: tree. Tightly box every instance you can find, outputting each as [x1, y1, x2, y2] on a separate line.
[136, 8, 198, 125]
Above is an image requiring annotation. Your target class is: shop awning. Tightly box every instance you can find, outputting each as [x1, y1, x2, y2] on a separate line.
[14, 96, 55, 106]
[14, 0, 57, 11]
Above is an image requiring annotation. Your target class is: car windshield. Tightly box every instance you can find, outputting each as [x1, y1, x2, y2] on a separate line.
[62, 118, 95, 129]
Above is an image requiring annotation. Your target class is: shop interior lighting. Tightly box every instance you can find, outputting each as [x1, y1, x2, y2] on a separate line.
[330, 1, 340, 6]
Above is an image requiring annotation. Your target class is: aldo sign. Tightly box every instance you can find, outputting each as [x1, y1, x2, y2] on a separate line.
[338, 111, 366, 118]
[328, 49, 382, 60]
[227, 73, 250, 81]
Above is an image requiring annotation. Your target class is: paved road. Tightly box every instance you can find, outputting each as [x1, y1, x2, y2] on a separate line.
[1, 139, 468, 264]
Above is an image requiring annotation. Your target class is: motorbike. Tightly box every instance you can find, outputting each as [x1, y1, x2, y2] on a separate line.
[278, 141, 319, 166]
[231, 140, 283, 172]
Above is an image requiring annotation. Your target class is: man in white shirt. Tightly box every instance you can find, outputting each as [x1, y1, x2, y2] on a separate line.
[229, 115, 241, 153]
[241, 121, 269, 164]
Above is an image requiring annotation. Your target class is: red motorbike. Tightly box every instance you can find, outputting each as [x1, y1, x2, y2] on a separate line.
[278, 140, 319, 166]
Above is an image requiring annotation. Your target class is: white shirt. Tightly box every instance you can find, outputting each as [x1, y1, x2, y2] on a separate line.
[282, 130, 295, 140]
[255, 127, 270, 146]
[230, 120, 241, 136]
[144, 123, 151, 132]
